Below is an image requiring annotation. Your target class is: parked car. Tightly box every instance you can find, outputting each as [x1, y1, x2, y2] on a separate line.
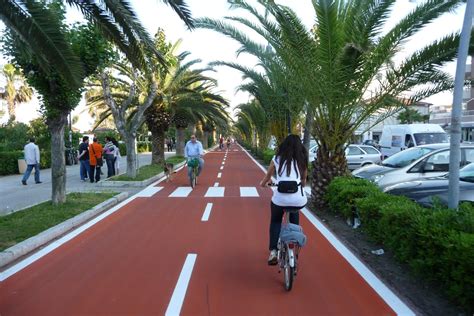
[362, 139, 380, 149]
[379, 124, 448, 158]
[309, 144, 382, 170]
[353, 143, 474, 189]
[383, 163, 474, 207]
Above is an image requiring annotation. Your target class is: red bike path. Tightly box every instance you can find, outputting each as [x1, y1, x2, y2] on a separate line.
[0, 145, 414, 315]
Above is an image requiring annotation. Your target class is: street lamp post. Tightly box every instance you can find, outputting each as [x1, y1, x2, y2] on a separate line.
[448, 0, 473, 209]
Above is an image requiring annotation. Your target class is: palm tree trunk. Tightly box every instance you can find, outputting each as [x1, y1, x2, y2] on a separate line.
[7, 99, 15, 122]
[176, 127, 186, 156]
[310, 143, 348, 209]
[202, 131, 209, 149]
[48, 112, 67, 204]
[151, 129, 165, 164]
[125, 135, 138, 178]
[303, 112, 313, 151]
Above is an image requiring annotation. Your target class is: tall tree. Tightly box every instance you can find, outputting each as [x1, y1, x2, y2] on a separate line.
[1, 3, 114, 204]
[0, 64, 33, 122]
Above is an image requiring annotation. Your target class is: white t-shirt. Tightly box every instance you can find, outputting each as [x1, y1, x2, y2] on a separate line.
[271, 156, 307, 207]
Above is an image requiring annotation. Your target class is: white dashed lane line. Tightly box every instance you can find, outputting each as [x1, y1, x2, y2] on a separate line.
[201, 203, 213, 221]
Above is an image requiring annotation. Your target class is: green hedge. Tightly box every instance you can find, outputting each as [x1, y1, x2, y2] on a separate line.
[325, 177, 474, 310]
[0, 151, 23, 175]
[262, 149, 275, 165]
[0, 150, 51, 175]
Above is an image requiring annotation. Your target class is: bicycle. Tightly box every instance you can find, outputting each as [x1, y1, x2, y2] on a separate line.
[187, 157, 199, 188]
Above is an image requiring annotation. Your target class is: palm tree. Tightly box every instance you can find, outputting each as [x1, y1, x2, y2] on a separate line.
[199, 0, 473, 208]
[0, 64, 33, 122]
[235, 100, 270, 152]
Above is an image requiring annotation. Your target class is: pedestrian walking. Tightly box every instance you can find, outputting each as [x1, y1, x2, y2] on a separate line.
[103, 137, 116, 177]
[89, 137, 103, 183]
[78, 136, 90, 182]
[167, 138, 172, 152]
[21, 138, 42, 185]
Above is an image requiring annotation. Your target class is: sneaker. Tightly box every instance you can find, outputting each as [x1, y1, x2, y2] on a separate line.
[267, 250, 278, 265]
[35, 181, 42, 184]
[21, 180, 27, 185]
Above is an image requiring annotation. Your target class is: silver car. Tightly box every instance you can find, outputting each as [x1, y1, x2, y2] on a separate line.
[309, 144, 382, 171]
[352, 144, 474, 189]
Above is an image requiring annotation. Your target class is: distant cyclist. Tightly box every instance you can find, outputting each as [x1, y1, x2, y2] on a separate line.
[260, 134, 308, 265]
[185, 134, 204, 180]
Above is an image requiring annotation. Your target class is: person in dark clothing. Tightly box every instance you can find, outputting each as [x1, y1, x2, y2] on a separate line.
[78, 136, 90, 181]
[103, 136, 116, 177]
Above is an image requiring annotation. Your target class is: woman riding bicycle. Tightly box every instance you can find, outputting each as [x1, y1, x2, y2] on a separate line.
[260, 134, 308, 265]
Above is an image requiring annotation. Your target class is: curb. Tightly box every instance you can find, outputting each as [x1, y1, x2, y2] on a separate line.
[97, 161, 186, 187]
[0, 192, 129, 269]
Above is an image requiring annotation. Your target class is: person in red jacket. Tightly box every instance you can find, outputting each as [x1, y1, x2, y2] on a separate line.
[89, 137, 103, 183]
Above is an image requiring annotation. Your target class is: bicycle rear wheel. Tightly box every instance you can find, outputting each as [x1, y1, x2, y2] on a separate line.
[283, 248, 294, 291]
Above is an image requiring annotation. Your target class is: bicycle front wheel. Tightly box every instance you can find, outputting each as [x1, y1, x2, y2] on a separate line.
[190, 170, 196, 188]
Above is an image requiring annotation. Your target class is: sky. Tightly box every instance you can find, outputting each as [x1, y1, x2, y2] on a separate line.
[0, 0, 468, 131]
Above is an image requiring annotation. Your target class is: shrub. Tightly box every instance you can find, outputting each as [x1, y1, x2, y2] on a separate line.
[137, 141, 150, 153]
[325, 176, 474, 310]
[118, 143, 126, 156]
[0, 151, 23, 175]
[262, 149, 275, 165]
[326, 177, 380, 218]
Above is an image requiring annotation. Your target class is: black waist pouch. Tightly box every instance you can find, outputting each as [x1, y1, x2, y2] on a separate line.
[277, 181, 300, 194]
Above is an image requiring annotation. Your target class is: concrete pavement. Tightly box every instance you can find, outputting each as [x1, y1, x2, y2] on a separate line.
[0, 152, 175, 215]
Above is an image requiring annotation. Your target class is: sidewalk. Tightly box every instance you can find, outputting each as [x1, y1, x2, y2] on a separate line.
[0, 152, 175, 215]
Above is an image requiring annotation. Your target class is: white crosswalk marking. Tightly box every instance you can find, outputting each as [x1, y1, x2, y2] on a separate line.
[205, 187, 225, 197]
[240, 187, 259, 197]
[169, 187, 193, 197]
[135, 186, 163, 197]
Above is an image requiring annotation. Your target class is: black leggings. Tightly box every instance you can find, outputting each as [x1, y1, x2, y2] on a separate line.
[269, 202, 303, 251]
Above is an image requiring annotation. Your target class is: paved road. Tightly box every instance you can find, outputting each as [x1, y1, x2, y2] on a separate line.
[0, 152, 175, 215]
[0, 145, 414, 315]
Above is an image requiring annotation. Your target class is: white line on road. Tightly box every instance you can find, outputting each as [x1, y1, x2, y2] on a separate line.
[201, 203, 213, 221]
[214, 182, 219, 187]
[135, 186, 163, 197]
[165, 254, 197, 316]
[220, 166, 224, 170]
[205, 187, 225, 197]
[217, 172, 222, 178]
[240, 187, 259, 197]
[169, 187, 193, 197]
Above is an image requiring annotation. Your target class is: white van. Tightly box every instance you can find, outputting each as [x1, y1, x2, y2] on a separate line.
[379, 124, 448, 158]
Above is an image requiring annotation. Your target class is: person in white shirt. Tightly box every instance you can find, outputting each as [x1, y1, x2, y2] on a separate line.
[260, 134, 308, 265]
[184, 134, 204, 179]
[22, 138, 42, 185]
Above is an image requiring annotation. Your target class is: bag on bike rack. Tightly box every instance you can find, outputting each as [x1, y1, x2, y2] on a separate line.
[187, 158, 198, 168]
[280, 223, 307, 247]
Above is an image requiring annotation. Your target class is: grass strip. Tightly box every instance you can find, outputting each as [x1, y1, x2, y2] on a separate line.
[0, 192, 117, 251]
[113, 156, 186, 181]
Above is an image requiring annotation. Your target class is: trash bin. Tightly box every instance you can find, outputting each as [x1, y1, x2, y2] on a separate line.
[18, 158, 27, 174]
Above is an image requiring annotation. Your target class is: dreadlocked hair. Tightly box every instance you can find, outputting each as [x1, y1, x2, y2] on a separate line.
[275, 134, 308, 178]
